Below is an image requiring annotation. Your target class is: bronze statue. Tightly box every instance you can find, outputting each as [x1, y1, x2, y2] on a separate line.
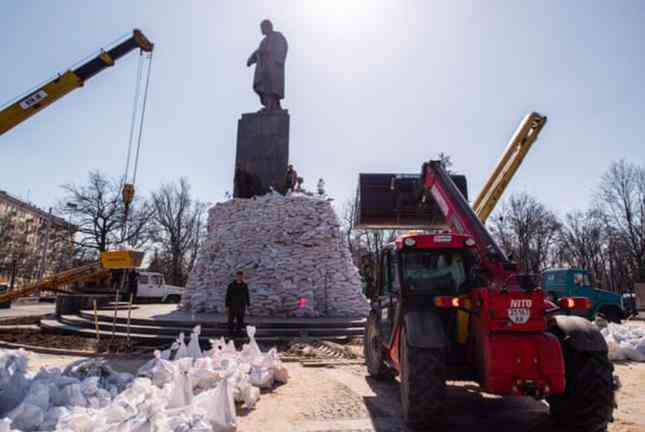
[246, 19, 288, 111]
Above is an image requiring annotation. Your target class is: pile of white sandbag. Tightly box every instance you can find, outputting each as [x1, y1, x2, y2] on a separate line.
[0, 350, 133, 432]
[0, 325, 289, 431]
[183, 193, 369, 318]
[597, 319, 645, 362]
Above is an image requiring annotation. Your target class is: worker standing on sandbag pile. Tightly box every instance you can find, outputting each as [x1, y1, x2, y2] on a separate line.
[284, 164, 298, 193]
[225, 271, 251, 336]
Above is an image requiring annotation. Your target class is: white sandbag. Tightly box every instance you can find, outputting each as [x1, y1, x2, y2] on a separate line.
[175, 333, 190, 360]
[166, 358, 194, 409]
[272, 360, 289, 384]
[249, 366, 273, 389]
[56, 407, 104, 432]
[107, 372, 135, 392]
[80, 376, 100, 396]
[603, 322, 645, 362]
[191, 366, 222, 393]
[23, 382, 50, 412]
[0, 418, 11, 432]
[7, 402, 44, 432]
[637, 338, 645, 356]
[138, 350, 177, 388]
[33, 367, 62, 382]
[246, 326, 261, 357]
[41, 406, 71, 430]
[61, 383, 88, 408]
[102, 399, 137, 424]
[193, 374, 236, 432]
[187, 325, 204, 359]
[0, 350, 31, 415]
[165, 410, 212, 432]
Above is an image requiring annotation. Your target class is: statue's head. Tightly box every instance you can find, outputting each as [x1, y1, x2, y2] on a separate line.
[260, 19, 273, 35]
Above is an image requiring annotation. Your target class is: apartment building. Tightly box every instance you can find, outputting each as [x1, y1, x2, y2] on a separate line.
[0, 190, 76, 287]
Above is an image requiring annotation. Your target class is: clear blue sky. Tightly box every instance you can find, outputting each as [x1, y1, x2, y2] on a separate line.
[2, 1, 644, 218]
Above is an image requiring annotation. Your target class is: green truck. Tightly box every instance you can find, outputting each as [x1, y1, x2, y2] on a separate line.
[543, 268, 626, 322]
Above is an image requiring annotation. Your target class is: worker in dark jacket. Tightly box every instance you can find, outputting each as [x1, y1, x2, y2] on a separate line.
[225, 271, 250, 335]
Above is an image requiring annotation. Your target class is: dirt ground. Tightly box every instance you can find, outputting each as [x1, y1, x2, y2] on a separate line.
[18, 349, 645, 432]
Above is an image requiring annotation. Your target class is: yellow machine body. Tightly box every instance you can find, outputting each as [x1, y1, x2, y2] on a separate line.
[100, 250, 144, 270]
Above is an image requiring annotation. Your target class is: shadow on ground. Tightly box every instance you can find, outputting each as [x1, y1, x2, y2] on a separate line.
[362, 376, 569, 432]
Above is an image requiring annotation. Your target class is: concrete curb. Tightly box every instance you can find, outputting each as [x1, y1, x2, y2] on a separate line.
[0, 324, 40, 331]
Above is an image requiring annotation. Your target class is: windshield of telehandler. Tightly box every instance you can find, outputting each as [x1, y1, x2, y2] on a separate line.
[401, 249, 469, 295]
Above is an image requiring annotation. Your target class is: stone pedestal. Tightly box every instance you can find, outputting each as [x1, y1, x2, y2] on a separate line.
[234, 110, 290, 198]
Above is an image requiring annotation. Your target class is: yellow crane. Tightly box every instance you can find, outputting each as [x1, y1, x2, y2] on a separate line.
[0, 29, 153, 136]
[473, 112, 547, 222]
[0, 30, 154, 303]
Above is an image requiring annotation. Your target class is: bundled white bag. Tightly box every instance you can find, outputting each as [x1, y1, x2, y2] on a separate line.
[166, 358, 194, 409]
[245, 326, 261, 357]
[193, 369, 237, 432]
[187, 325, 204, 359]
[269, 349, 289, 384]
[175, 333, 191, 360]
[138, 350, 177, 388]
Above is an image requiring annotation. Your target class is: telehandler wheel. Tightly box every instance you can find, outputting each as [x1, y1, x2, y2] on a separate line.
[364, 311, 394, 379]
[599, 306, 622, 324]
[400, 326, 446, 429]
[548, 344, 616, 432]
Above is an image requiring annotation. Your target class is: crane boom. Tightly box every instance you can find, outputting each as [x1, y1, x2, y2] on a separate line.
[473, 112, 547, 222]
[0, 29, 153, 136]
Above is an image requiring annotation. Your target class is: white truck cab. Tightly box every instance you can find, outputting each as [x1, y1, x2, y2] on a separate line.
[137, 271, 183, 303]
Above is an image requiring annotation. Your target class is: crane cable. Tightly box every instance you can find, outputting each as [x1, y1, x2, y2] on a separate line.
[121, 50, 154, 243]
[110, 49, 153, 349]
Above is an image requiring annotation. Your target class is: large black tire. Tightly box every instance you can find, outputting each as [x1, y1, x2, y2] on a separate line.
[400, 326, 446, 430]
[364, 311, 394, 379]
[599, 306, 622, 324]
[548, 345, 616, 432]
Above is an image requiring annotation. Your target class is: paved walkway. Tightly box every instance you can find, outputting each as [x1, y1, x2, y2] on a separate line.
[0, 303, 54, 319]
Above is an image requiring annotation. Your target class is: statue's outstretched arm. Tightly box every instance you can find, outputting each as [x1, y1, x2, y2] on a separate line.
[246, 50, 258, 67]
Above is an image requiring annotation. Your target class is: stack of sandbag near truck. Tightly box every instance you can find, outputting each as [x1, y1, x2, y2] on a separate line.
[183, 193, 369, 318]
[595, 317, 645, 362]
[0, 325, 288, 431]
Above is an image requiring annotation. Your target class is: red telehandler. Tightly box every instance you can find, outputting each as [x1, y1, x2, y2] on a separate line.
[358, 161, 617, 431]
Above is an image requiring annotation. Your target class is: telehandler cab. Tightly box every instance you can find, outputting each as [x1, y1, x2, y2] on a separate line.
[359, 161, 617, 431]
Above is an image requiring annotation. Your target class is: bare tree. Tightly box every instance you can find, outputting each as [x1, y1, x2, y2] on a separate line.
[149, 178, 206, 286]
[489, 193, 561, 273]
[555, 209, 608, 283]
[340, 194, 399, 269]
[59, 171, 153, 252]
[597, 160, 645, 282]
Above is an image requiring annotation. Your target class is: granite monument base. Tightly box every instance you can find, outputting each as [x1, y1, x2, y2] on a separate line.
[234, 110, 290, 198]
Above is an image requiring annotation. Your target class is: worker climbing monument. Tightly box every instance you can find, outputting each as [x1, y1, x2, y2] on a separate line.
[182, 20, 368, 318]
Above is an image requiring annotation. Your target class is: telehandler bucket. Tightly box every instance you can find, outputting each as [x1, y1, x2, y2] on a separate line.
[354, 172, 468, 229]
